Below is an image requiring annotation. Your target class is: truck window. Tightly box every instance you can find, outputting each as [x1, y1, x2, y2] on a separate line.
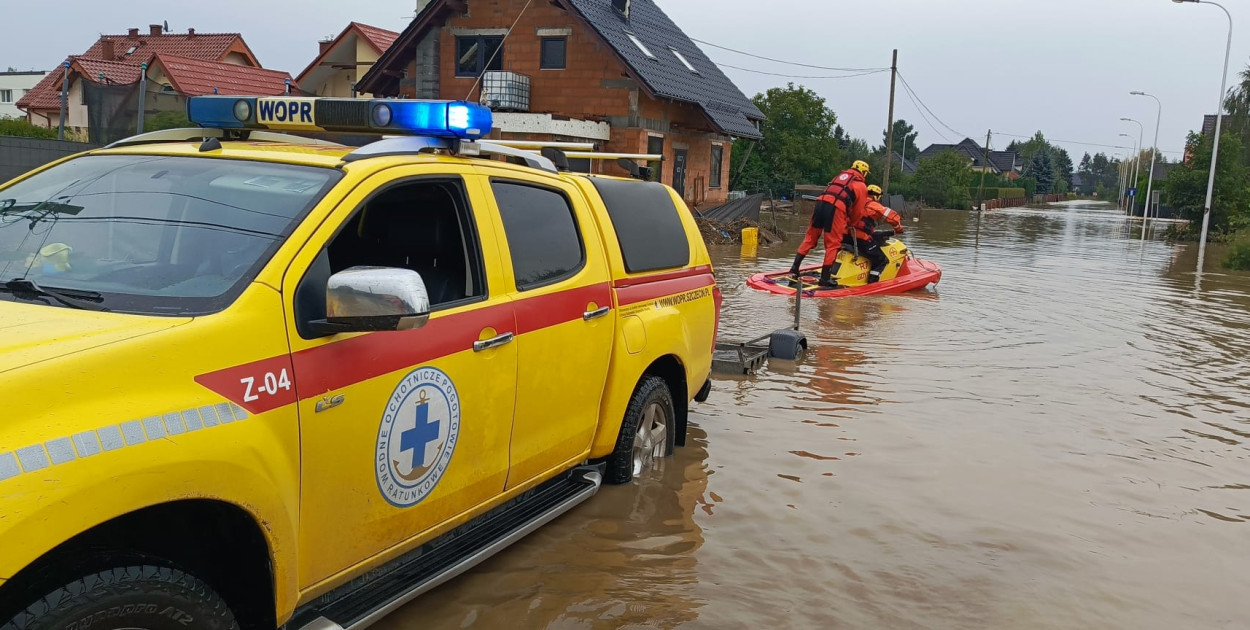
[491, 181, 585, 291]
[586, 178, 690, 274]
[294, 178, 485, 337]
[0, 154, 339, 316]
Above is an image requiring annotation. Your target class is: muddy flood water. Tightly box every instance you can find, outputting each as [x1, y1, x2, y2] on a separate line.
[378, 201, 1250, 629]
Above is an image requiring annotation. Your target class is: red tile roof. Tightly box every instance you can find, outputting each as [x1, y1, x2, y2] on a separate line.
[84, 32, 248, 67]
[72, 58, 144, 85]
[154, 55, 294, 96]
[17, 68, 69, 110]
[16, 29, 256, 113]
[353, 22, 399, 53]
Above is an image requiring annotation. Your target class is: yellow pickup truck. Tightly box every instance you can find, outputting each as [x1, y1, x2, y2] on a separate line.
[0, 97, 720, 630]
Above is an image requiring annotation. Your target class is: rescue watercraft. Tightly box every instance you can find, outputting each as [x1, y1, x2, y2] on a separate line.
[748, 230, 942, 298]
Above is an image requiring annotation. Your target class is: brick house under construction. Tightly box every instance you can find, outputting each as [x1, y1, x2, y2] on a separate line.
[356, 0, 764, 208]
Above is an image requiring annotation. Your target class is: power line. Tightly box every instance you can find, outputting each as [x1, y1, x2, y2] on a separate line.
[691, 37, 882, 72]
[994, 132, 1184, 155]
[716, 63, 888, 80]
[897, 72, 966, 139]
[896, 75, 952, 143]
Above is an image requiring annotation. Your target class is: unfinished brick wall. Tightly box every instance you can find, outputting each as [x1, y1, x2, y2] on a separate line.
[401, 0, 735, 208]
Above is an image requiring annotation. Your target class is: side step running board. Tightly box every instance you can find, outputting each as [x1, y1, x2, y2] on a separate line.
[287, 465, 604, 630]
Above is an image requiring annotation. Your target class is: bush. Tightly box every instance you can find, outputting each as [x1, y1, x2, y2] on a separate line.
[0, 116, 57, 139]
[914, 150, 973, 209]
[144, 110, 191, 132]
[1224, 233, 1250, 270]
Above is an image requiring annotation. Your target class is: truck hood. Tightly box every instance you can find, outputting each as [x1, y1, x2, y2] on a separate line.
[0, 300, 190, 375]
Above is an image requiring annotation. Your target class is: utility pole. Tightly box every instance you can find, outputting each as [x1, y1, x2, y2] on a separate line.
[977, 129, 991, 208]
[881, 49, 898, 194]
[57, 60, 70, 141]
[136, 63, 148, 135]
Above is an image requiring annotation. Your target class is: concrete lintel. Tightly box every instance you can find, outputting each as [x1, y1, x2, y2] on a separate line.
[450, 28, 509, 37]
[491, 113, 612, 141]
[600, 79, 637, 90]
[536, 27, 573, 37]
[605, 116, 668, 133]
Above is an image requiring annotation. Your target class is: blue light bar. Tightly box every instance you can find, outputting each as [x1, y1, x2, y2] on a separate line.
[185, 96, 493, 140]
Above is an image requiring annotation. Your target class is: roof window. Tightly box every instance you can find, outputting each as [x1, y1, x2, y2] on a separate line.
[125, 46, 138, 56]
[625, 32, 654, 59]
[670, 48, 698, 73]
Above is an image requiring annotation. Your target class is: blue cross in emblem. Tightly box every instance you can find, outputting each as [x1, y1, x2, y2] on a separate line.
[399, 391, 440, 470]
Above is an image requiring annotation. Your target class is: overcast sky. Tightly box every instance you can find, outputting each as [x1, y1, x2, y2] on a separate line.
[7, 0, 1247, 160]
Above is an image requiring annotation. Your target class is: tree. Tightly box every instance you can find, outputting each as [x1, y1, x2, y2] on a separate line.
[913, 149, 971, 209]
[1032, 151, 1055, 194]
[882, 119, 919, 159]
[1054, 149, 1074, 190]
[1079, 152, 1092, 175]
[1223, 64, 1250, 165]
[729, 83, 845, 197]
[1165, 130, 1250, 232]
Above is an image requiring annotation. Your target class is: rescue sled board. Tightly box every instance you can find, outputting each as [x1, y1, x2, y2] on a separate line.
[748, 257, 942, 298]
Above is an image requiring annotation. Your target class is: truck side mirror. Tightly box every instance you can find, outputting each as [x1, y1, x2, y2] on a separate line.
[309, 266, 431, 335]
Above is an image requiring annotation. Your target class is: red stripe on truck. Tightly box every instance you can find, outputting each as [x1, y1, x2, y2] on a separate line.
[615, 272, 717, 307]
[197, 282, 616, 406]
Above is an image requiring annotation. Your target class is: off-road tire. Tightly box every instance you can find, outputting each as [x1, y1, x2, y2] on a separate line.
[1, 566, 238, 630]
[605, 376, 676, 485]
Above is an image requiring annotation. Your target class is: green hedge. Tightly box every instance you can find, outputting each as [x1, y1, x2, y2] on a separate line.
[0, 116, 56, 139]
[968, 187, 1026, 201]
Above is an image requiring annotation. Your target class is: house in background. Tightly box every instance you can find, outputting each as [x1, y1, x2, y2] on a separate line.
[356, 0, 764, 208]
[0, 71, 48, 119]
[296, 22, 399, 98]
[17, 25, 294, 142]
[917, 138, 1020, 179]
[891, 151, 918, 175]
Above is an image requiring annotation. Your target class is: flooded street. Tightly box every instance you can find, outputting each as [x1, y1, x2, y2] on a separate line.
[378, 201, 1250, 629]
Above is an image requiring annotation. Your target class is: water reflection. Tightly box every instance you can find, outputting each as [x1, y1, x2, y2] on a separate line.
[375, 427, 713, 629]
[376, 202, 1250, 629]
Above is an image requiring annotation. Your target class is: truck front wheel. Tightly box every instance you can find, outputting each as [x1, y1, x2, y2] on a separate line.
[2, 566, 238, 630]
[606, 376, 676, 485]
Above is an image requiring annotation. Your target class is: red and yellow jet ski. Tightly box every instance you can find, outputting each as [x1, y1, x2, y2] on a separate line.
[748, 230, 941, 298]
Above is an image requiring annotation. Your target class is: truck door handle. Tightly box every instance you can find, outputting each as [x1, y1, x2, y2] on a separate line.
[473, 332, 514, 352]
[583, 306, 611, 321]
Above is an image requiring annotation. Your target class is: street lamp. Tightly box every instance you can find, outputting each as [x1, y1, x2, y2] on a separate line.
[1173, 0, 1233, 270]
[1119, 134, 1139, 214]
[1125, 151, 1135, 207]
[1131, 91, 1163, 242]
[1120, 118, 1144, 215]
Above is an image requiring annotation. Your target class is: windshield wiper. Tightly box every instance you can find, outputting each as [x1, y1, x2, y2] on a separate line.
[1, 278, 108, 311]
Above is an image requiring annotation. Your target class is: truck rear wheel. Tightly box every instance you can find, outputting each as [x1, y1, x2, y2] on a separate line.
[606, 376, 676, 485]
[2, 566, 238, 630]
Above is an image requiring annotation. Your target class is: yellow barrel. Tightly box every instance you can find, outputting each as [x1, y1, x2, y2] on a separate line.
[741, 227, 759, 248]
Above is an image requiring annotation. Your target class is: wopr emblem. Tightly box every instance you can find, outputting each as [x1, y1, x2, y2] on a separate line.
[376, 367, 460, 508]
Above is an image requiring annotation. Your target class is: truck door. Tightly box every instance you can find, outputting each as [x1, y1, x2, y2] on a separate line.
[282, 168, 518, 587]
[478, 171, 614, 490]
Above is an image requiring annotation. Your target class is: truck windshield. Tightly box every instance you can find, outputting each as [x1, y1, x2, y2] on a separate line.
[0, 154, 339, 315]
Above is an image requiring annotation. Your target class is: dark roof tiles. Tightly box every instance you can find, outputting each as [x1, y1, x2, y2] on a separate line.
[564, 0, 763, 138]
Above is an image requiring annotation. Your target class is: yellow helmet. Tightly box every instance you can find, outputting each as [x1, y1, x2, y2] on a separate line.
[867, 185, 883, 197]
[851, 160, 871, 177]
